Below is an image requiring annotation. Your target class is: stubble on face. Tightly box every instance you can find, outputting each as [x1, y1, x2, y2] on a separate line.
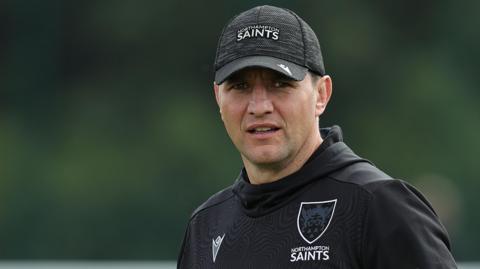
[215, 68, 323, 184]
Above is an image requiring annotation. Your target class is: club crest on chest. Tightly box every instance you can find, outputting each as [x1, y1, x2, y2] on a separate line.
[297, 199, 337, 244]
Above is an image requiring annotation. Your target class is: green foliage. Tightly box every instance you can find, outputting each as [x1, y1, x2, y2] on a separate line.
[1, 0, 478, 260]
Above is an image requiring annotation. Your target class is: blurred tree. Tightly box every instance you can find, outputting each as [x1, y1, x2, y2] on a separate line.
[1, 0, 478, 261]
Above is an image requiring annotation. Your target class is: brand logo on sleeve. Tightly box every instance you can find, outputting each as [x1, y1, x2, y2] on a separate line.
[297, 199, 337, 244]
[212, 234, 225, 263]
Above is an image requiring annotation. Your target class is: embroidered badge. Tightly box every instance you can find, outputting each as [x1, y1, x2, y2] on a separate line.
[297, 199, 337, 244]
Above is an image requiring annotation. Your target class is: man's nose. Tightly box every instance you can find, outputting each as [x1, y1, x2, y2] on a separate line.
[247, 85, 273, 116]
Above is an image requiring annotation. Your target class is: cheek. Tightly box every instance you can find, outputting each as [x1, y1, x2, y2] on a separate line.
[282, 97, 317, 132]
[282, 95, 316, 118]
[220, 102, 245, 133]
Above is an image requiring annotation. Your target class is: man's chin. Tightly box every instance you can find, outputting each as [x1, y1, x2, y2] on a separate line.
[242, 150, 287, 167]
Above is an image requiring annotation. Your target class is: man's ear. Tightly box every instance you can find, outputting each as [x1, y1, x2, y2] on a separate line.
[315, 75, 332, 117]
[213, 82, 223, 118]
[214, 82, 220, 106]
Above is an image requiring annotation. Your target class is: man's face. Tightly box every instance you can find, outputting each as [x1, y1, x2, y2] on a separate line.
[214, 67, 330, 172]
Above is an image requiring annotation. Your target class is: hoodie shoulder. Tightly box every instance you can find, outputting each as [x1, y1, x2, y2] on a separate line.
[190, 185, 235, 219]
[328, 160, 395, 193]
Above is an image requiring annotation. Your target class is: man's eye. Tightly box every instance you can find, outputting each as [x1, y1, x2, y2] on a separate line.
[231, 82, 249, 90]
[273, 81, 290, 88]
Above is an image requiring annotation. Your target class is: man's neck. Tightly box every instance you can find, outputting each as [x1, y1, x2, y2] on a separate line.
[244, 133, 323, 185]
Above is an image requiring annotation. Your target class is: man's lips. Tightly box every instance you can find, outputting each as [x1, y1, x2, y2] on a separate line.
[246, 124, 281, 134]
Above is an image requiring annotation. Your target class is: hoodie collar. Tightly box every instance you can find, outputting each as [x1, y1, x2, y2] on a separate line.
[232, 125, 366, 217]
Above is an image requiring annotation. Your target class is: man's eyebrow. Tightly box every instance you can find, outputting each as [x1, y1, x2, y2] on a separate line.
[225, 71, 246, 84]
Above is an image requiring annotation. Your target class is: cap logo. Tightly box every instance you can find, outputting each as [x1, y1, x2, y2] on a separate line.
[277, 64, 292, 76]
[237, 25, 279, 42]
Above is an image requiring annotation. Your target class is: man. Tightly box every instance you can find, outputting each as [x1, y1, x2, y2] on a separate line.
[178, 5, 457, 268]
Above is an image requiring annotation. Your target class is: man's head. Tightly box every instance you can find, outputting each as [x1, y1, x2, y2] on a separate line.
[213, 6, 332, 183]
[214, 5, 325, 85]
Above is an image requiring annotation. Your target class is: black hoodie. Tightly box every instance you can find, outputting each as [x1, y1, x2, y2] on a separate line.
[178, 126, 457, 268]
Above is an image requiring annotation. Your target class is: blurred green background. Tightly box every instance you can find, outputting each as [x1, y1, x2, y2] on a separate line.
[1, 0, 479, 262]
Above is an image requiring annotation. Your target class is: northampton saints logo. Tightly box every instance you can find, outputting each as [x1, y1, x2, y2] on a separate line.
[297, 199, 337, 244]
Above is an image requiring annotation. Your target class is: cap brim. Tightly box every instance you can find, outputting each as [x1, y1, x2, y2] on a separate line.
[214, 56, 308, 85]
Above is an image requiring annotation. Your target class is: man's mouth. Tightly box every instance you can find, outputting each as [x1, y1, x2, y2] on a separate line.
[247, 127, 280, 134]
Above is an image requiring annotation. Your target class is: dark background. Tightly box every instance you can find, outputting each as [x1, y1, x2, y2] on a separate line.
[1, 0, 479, 261]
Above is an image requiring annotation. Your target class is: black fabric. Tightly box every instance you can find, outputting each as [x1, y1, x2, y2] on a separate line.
[214, 5, 325, 84]
[234, 126, 356, 217]
[178, 126, 457, 269]
[214, 55, 308, 84]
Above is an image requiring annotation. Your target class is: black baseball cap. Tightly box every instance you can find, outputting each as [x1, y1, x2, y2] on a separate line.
[214, 5, 325, 84]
